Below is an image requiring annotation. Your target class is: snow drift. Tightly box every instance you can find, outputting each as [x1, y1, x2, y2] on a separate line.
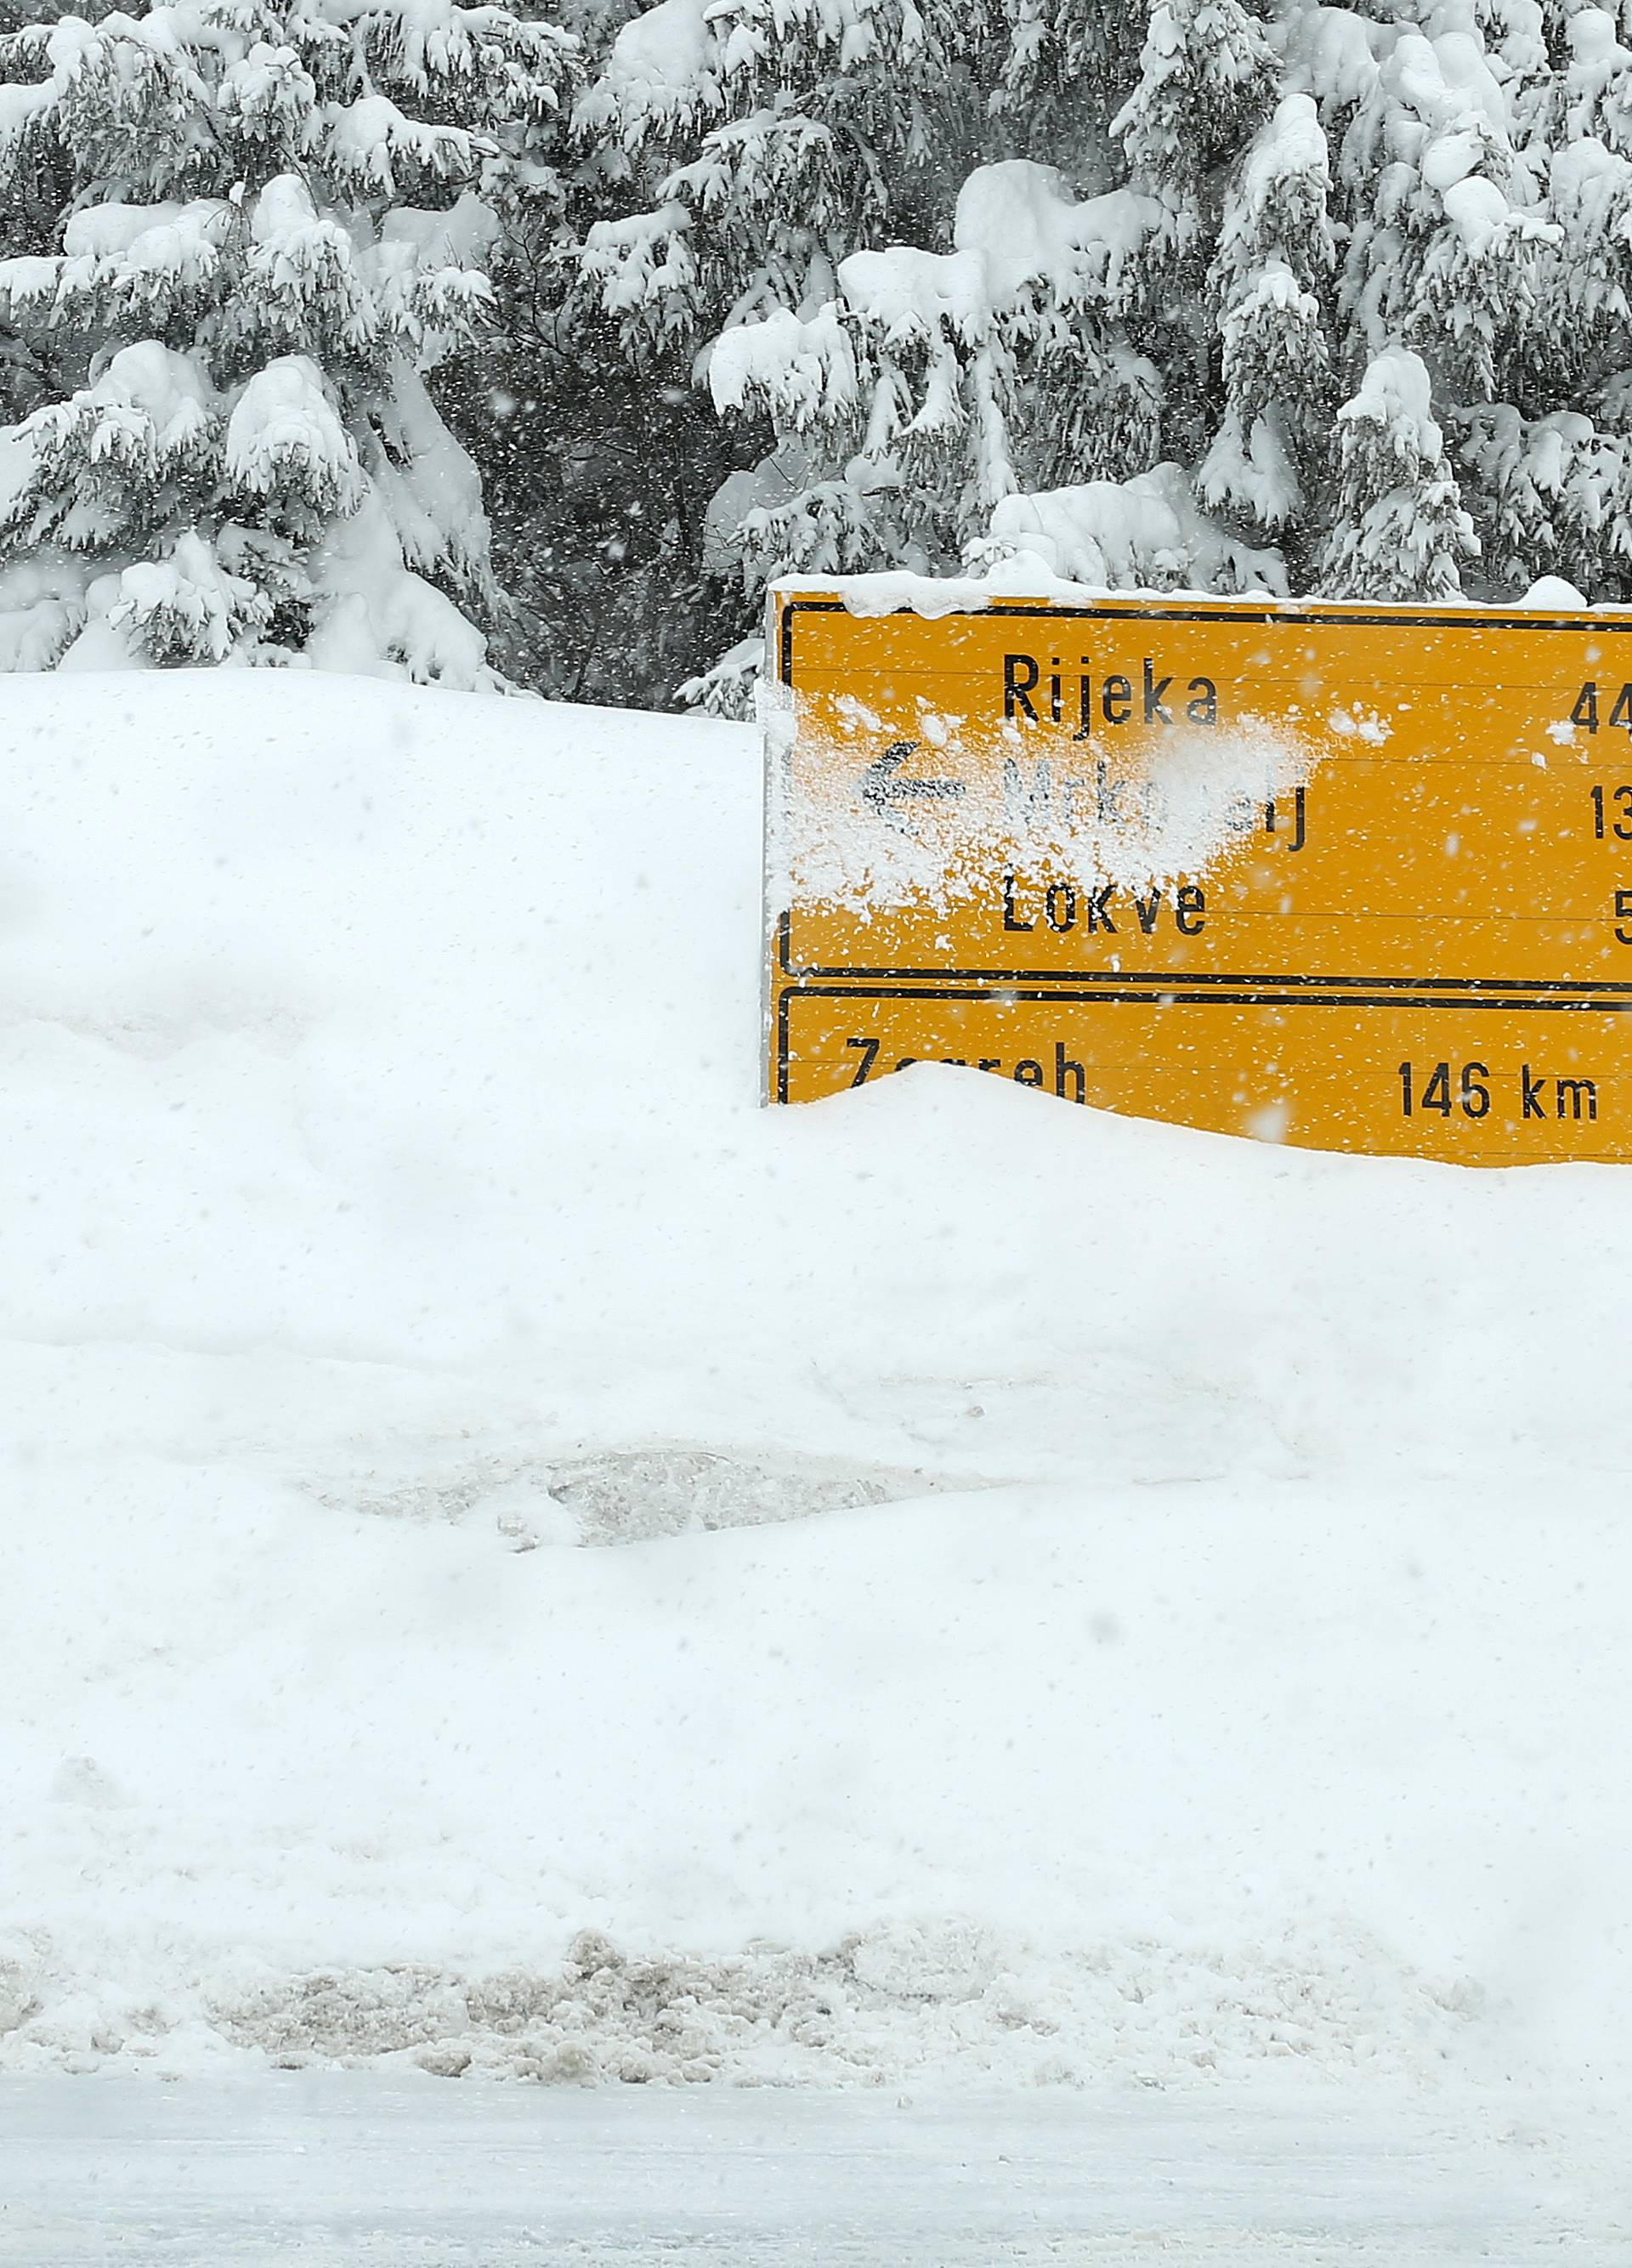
[1, 672, 1628, 2090]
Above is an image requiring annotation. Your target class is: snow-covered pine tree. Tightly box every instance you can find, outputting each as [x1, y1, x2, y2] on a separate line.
[563, 0, 1328, 710]
[0, 0, 573, 678]
[703, 160, 1168, 586]
[542, 0, 1013, 707]
[1198, 94, 1336, 558]
[10, 0, 1632, 692]
[1109, 0, 1278, 286]
[573, 0, 993, 354]
[570, 0, 1260, 709]
[1317, 345, 1477, 598]
[549, 0, 1632, 712]
[1488, 18, 1632, 600]
[1314, 0, 1632, 604]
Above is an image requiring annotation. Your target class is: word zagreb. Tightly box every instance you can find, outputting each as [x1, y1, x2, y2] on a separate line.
[1003, 653, 1221, 732]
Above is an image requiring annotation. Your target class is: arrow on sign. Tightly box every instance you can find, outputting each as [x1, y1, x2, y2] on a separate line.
[861, 740, 966, 833]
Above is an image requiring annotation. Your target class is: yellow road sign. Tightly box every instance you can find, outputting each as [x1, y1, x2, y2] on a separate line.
[764, 587, 1632, 1162]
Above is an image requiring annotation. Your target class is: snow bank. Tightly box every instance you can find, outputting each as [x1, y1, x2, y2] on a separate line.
[2, 672, 1629, 2091]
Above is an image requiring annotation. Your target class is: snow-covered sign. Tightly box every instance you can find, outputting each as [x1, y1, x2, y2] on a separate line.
[765, 581, 1632, 1163]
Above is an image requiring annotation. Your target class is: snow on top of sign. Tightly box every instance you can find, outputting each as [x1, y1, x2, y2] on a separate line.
[770, 570, 1617, 618]
[771, 567, 1287, 615]
[769, 494, 1284, 614]
[1522, 575, 1591, 608]
[774, 567, 1000, 615]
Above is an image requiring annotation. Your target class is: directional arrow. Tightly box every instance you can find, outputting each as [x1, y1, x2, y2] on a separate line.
[860, 740, 966, 834]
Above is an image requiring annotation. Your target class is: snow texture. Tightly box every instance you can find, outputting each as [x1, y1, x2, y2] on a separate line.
[1, 672, 1629, 2098]
[0, 0, 570, 681]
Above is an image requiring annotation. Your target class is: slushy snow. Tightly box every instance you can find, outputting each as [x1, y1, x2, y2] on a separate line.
[1, 672, 1629, 2095]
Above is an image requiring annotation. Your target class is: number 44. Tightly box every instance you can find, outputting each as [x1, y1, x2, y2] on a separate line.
[1572, 682, 1632, 732]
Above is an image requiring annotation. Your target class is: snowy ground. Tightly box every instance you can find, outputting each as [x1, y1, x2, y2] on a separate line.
[3, 2076, 1626, 2264]
[1, 672, 1629, 2246]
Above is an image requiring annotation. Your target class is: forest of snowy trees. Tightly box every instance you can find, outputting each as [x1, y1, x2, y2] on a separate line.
[0, 0, 1628, 708]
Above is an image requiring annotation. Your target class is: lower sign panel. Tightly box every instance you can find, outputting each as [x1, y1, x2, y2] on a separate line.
[775, 986, 1632, 1162]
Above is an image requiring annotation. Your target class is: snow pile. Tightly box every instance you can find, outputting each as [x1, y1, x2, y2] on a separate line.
[207, 1919, 1475, 2089]
[975, 462, 1285, 593]
[2, 672, 1629, 2092]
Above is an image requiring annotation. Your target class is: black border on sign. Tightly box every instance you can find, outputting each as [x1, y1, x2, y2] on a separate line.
[775, 593, 1632, 687]
[773, 912, 1632, 996]
[775, 982, 1632, 1102]
[774, 982, 1632, 1100]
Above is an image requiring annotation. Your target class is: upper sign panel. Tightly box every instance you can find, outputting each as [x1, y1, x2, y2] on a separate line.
[766, 587, 1632, 1162]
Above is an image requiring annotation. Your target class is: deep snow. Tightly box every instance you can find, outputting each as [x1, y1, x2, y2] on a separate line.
[1, 672, 1629, 2098]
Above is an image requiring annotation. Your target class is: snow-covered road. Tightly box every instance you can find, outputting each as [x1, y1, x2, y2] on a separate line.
[2, 2078, 1624, 2265]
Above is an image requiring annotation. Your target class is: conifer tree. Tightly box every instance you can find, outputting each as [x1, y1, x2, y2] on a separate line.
[557, 0, 1632, 707]
[1109, 0, 1278, 280]
[14, 0, 1632, 695]
[0, 0, 573, 677]
[559, 0, 1022, 706]
[1317, 348, 1478, 599]
[1198, 94, 1335, 550]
